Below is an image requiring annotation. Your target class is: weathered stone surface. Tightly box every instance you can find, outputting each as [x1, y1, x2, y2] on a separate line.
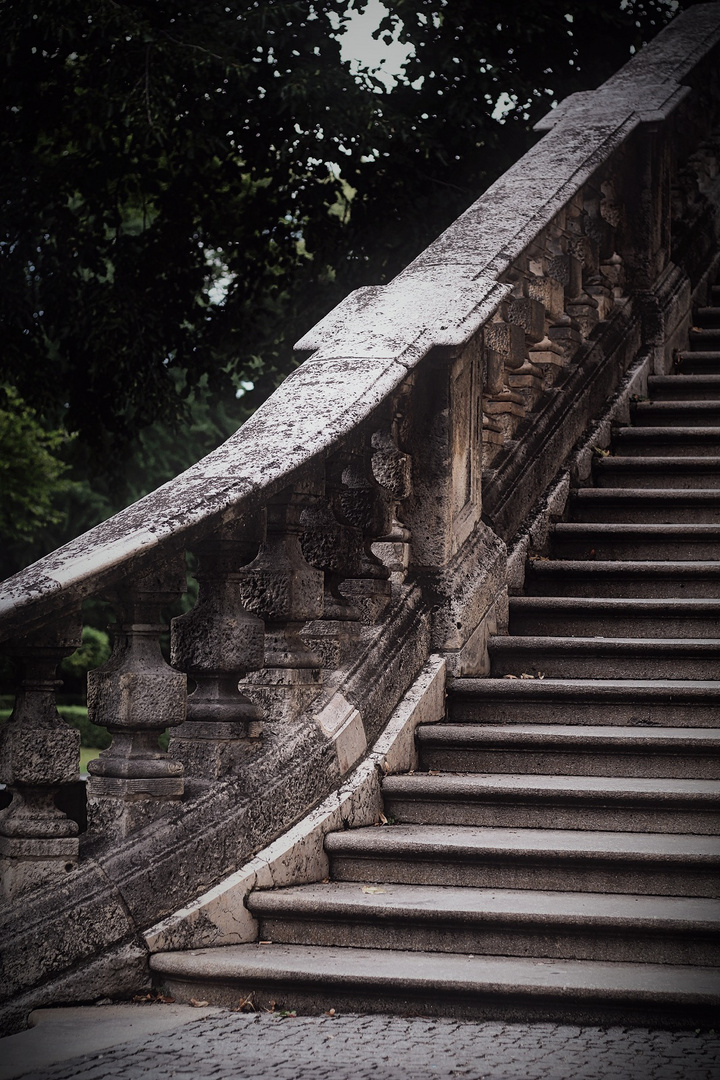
[143, 657, 445, 954]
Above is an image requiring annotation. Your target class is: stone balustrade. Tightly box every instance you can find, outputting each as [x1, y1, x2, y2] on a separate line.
[1, 2, 720, 1034]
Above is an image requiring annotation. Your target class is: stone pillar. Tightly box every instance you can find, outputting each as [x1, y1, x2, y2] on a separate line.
[299, 470, 364, 671]
[86, 560, 186, 839]
[0, 618, 82, 899]
[170, 521, 265, 780]
[370, 392, 413, 586]
[334, 445, 393, 625]
[238, 486, 324, 723]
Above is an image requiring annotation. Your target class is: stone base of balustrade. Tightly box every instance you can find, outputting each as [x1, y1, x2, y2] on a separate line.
[170, 720, 263, 781]
[0, 834, 78, 899]
[339, 579, 392, 625]
[86, 776, 185, 841]
[239, 666, 324, 726]
[301, 619, 361, 670]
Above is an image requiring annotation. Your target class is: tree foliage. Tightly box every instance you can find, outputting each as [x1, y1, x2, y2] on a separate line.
[0, 0, 689, 573]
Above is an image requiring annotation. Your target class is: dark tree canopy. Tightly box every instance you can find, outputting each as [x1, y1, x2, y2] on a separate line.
[0, 0, 688, 573]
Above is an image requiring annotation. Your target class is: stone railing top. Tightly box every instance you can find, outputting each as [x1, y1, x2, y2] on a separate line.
[1, 1, 719, 643]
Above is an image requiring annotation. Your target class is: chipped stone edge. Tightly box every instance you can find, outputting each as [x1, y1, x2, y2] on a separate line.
[143, 655, 446, 955]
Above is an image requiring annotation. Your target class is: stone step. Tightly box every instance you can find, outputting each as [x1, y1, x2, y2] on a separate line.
[488, 635, 720, 679]
[593, 456, 720, 489]
[247, 881, 720, 966]
[381, 773, 720, 834]
[149, 943, 720, 1027]
[507, 596, 720, 638]
[325, 824, 720, 897]
[694, 307, 720, 325]
[447, 677, 720, 727]
[416, 724, 720, 778]
[611, 427, 720, 456]
[647, 374, 720, 400]
[524, 559, 720, 597]
[550, 522, 720, 560]
[689, 328, 720, 349]
[567, 489, 720, 524]
[675, 350, 720, 375]
[632, 400, 720, 426]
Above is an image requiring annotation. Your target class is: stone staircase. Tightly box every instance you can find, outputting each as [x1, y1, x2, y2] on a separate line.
[152, 295, 720, 1026]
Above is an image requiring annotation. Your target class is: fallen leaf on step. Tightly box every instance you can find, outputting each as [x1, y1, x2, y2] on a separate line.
[259, 940, 272, 945]
[504, 674, 518, 679]
[377, 812, 388, 825]
[236, 997, 256, 1013]
[520, 672, 535, 679]
[362, 886, 387, 894]
[189, 999, 209, 1008]
[325, 1008, 337, 1017]
[428, 770, 441, 775]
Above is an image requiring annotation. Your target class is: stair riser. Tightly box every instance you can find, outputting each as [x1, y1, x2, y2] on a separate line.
[647, 379, 720, 400]
[524, 572, 720, 598]
[568, 502, 720, 523]
[674, 358, 720, 374]
[688, 332, 720, 349]
[418, 747, 720, 779]
[550, 539, 720, 559]
[594, 469, 720, 490]
[381, 799, 720, 834]
[632, 407, 720, 426]
[489, 650, 720, 680]
[448, 699, 720, 727]
[612, 441, 720, 457]
[508, 612, 720, 638]
[254, 915, 719, 967]
[328, 855, 718, 898]
[155, 973, 720, 1028]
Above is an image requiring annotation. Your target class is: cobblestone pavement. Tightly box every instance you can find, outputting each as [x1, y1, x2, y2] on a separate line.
[16, 1011, 720, 1080]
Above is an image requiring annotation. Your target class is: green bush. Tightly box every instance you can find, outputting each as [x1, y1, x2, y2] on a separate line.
[59, 625, 112, 696]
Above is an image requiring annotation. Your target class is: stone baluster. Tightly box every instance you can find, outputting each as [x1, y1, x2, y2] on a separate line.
[333, 445, 393, 624]
[481, 315, 527, 463]
[0, 617, 82, 899]
[237, 486, 325, 723]
[299, 467, 364, 671]
[583, 184, 617, 321]
[169, 521, 265, 780]
[506, 285, 553, 399]
[598, 179, 626, 301]
[370, 386, 413, 586]
[86, 560, 186, 839]
[566, 199, 601, 337]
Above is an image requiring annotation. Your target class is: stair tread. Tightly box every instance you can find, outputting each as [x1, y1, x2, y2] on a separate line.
[150, 943, 720, 1000]
[593, 456, 720, 468]
[417, 724, 720, 746]
[248, 882, 720, 928]
[509, 596, 720, 612]
[553, 522, 720, 533]
[383, 773, 720, 799]
[571, 487, 720, 499]
[324, 823, 720, 859]
[526, 559, 720, 573]
[449, 676, 720, 698]
[613, 427, 720, 438]
[490, 635, 720, 651]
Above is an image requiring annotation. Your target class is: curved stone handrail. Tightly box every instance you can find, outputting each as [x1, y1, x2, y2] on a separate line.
[2, 2, 719, 642]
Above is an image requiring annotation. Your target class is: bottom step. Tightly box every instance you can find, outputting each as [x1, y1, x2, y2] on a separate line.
[151, 944, 720, 1028]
